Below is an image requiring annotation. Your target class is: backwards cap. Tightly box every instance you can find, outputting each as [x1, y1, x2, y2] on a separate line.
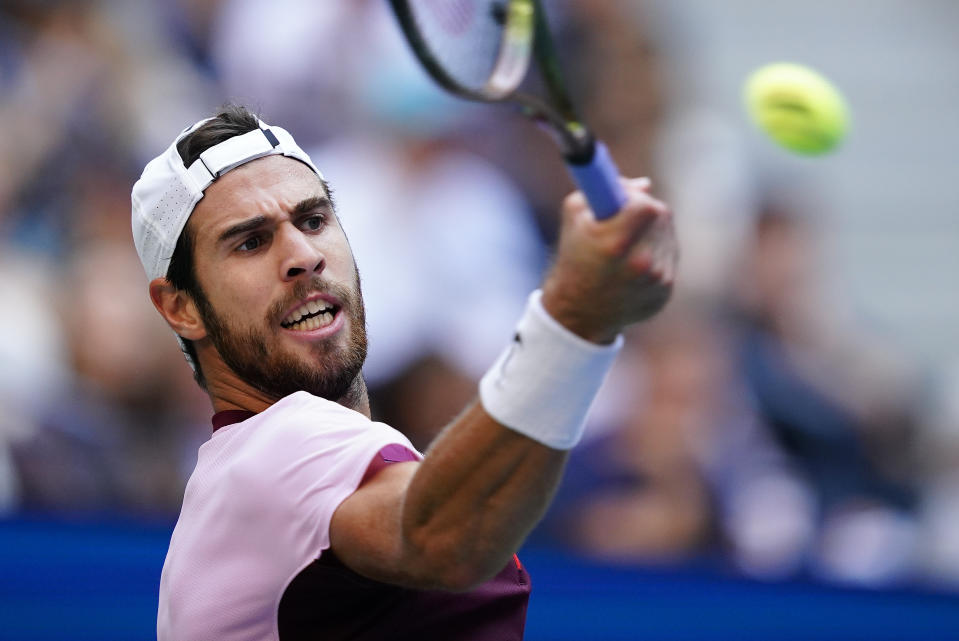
[130, 116, 323, 372]
[131, 116, 323, 282]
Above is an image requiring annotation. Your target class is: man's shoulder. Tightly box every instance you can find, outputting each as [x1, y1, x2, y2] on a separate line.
[246, 391, 374, 440]
[264, 390, 366, 422]
[188, 391, 418, 515]
[177, 392, 416, 549]
[219, 392, 416, 473]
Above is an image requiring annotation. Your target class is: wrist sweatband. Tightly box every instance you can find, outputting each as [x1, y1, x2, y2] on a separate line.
[479, 290, 623, 450]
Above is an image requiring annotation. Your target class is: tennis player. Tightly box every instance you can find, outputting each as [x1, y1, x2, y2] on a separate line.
[133, 105, 676, 641]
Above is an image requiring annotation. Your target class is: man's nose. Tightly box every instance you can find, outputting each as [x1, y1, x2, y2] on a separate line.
[279, 226, 325, 281]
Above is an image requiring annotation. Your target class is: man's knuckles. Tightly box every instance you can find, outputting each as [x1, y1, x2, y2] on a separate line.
[561, 191, 588, 218]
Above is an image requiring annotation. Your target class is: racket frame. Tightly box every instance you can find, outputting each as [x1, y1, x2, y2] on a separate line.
[388, 0, 534, 101]
[390, 0, 625, 217]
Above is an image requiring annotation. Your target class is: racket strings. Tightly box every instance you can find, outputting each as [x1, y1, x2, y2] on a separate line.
[406, 0, 514, 94]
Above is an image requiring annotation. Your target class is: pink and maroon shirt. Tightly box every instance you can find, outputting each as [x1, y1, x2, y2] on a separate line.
[157, 391, 530, 640]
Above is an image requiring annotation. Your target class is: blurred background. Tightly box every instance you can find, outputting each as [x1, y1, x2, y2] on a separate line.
[1, 0, 958, 638]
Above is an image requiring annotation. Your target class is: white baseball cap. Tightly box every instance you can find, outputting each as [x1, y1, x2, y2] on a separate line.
[131, 116, 323, 282]
[130, 116, 323, 372]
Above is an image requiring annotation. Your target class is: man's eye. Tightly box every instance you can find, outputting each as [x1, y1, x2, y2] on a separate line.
[237, 236, 262, 252]
[301, 215, 325, 232]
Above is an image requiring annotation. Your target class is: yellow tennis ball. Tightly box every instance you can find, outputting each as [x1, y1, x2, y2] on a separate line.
[744, 63, 849, 155]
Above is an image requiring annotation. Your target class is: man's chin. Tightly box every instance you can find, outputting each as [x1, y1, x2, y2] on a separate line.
[241, 359, 362, 404]
[239, 337, 367, 403]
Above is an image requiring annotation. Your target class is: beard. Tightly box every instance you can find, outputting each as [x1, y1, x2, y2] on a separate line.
[193, 273, 368, 404]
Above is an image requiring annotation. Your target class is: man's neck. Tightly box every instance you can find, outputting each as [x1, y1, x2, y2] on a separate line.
[207, 373, 372, 419]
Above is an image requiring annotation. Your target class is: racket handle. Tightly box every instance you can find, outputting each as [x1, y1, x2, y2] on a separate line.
[566, 141, 626, 220]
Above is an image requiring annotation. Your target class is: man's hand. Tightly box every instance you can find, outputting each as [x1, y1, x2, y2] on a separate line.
[542, 177, 677, 343]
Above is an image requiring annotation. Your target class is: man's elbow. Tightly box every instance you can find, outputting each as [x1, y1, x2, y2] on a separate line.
[419, 558, 504, 592]
[404, 529, 509, 591]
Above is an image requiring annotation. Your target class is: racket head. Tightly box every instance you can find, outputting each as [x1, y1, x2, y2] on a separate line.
[391, 0, 625, 217]
[390, 0, 535, 101]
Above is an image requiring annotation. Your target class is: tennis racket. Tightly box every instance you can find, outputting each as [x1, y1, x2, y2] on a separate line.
[389, 0, 626, 219]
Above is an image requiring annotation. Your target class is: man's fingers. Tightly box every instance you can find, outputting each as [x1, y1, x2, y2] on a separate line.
[560, 190, 590, 226]
[618, 192, 670, 246]
[562, 176, 657, 225]
[625, 177, 652, 193]
[625, 217, 678, 280]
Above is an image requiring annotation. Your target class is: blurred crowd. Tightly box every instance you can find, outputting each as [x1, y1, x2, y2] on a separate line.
[0, 0, 956, 593]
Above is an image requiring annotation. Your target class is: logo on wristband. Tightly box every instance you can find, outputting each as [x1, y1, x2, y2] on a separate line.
[495, 332, 524, 389]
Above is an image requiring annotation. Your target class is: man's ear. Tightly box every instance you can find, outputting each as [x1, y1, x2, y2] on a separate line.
[149, 278, 207, 341]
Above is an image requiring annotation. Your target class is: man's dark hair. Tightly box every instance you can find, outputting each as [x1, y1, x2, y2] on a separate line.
[167, 105, 262, 388]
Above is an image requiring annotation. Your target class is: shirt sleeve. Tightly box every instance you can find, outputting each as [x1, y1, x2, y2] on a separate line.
[360, 443, 421, 486]
[233, 392, 422, 562]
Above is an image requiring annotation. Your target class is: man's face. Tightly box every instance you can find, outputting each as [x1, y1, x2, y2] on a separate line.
[187, 155, 367, 403]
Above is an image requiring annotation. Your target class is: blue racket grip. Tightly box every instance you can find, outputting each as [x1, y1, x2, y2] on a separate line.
[565, 141, 626, 220]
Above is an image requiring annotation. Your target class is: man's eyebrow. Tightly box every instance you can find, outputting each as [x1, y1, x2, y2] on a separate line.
[217, 215, 269, 246]
[216, 196, 332, 246]
[292, 195, 333, 216]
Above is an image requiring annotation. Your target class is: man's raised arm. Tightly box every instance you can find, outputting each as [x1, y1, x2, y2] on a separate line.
[330, 178, 677, 590]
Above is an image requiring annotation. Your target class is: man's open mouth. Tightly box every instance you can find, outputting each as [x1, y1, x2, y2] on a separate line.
[281, 299, 340, 331]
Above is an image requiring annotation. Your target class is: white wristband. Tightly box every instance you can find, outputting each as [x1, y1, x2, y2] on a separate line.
[479, 290, 623, 450]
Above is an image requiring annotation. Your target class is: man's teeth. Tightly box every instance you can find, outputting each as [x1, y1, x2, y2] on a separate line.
[288, 311, 334, 331]
[283, 300, 335, 329]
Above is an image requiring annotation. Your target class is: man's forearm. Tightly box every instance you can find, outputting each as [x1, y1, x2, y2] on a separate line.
[400, 400, 568, 588]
